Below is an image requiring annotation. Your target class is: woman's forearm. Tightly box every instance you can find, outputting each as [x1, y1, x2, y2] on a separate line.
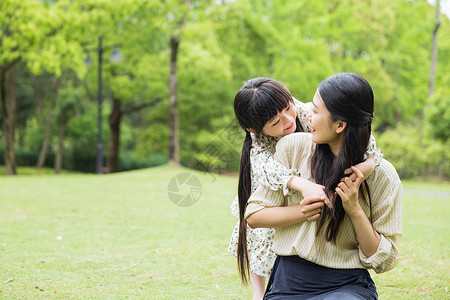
[246, 205, 308, 228]
[349, 210, 381, 257]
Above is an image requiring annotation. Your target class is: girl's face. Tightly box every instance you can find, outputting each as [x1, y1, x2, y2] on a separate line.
[306, 90, 344, 153]
[261, 102, 297, 137]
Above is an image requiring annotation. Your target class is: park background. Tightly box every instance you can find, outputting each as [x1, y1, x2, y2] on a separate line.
[1, 0, 449, 299]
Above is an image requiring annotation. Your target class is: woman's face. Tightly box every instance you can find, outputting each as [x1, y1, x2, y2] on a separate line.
[306, 90, 343, 147]
[261, 102, 297, 137]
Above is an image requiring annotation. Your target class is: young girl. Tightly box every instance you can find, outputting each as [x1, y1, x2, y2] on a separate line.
[228, 77, 382, 300]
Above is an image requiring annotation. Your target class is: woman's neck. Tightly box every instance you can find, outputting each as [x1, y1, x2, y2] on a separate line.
[329, 135, 344, 157]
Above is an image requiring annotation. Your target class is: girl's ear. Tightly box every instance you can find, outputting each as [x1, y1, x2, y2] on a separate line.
[246, 128, 256, 133]
[335, 121, 347, 133]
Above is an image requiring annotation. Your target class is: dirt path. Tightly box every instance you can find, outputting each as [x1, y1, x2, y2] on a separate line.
[403, 189, 450, 199]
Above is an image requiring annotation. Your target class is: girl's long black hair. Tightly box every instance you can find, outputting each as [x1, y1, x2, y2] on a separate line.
[233, 77, 303, 284]
[311, 73, 374, 243]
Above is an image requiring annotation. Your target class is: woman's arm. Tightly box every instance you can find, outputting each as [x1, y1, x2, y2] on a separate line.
[336, 167, 381, 257]
[247, 195, 325, 228]
[339, 159, 403, 274]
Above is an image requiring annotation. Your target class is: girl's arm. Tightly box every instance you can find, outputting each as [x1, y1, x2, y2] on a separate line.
[287, 176, 331, 208]
[250, 136, 326, 200]
[250, 137, 298, 195]
[246, 133, 327, 229]
[365, 133, 383, 166]
[344, 133, 383, 181]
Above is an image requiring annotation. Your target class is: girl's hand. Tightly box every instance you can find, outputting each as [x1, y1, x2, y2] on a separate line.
[287, 176, 332, 208]
[299, 195, 325, 221]
[343, 154, 375, 182]
[336, 166, 365, 217]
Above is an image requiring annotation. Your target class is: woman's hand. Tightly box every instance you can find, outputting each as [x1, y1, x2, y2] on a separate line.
[336, 166, 365, 217]
[299, 195, 326, 221]
[287, 176, 332, 208]
[336, 166, 381, 258]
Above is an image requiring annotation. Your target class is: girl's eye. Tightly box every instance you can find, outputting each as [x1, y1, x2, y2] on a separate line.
[286, 104, 291, 111]
[272, 120, 280, 127]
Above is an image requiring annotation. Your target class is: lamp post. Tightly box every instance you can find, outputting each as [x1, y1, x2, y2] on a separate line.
[97, 36, 104, 175]
[84, 36, 124, 174]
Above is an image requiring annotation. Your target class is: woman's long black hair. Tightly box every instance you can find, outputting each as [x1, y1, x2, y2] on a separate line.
[233, 77, 304, 284]
[311, 73, 374, 243]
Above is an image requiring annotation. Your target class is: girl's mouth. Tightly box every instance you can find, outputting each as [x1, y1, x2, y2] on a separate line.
[284, 122, 294, 131]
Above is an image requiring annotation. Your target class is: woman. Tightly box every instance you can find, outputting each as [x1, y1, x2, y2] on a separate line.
[245, 73, 402, 299]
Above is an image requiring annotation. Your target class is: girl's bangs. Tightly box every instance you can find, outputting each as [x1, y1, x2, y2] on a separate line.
[251, 86, 292, 130]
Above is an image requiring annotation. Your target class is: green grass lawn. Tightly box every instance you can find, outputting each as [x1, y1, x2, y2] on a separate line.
[0, 165, 449, 299]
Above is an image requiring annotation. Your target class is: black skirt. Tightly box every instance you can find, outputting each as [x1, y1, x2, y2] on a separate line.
[264, 256, 378, 300]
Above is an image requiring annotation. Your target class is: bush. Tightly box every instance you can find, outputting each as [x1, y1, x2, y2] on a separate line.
[184, 126, 242, 175]
[0, 147, 56, 168]
[426, 91, 450, 142]
[376, 124, 450, 179]
[118, 152, 168, 172]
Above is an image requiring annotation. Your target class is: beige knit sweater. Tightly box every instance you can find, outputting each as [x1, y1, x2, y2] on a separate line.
[245, 133, 402, 274]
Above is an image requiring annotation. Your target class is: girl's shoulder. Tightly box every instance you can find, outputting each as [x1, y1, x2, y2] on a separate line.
[293, 98, 313, 111]
[251, 132, 280, 152]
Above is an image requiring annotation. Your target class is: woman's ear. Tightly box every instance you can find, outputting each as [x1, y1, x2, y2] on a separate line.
[246, 128, 256, 133]
[335, 121, 347, 134]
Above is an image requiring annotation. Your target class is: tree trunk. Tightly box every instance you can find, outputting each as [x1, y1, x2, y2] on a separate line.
[54, 112, 68, 174]
[0, 64, 17, 175]
[107, 98, 159, 173]
[169, 35, 180, 166]
[37, 76, 61, 168]
[428, 0, 440, 97]
[168, 0, 192, 166]
[108, 97, 122, 173]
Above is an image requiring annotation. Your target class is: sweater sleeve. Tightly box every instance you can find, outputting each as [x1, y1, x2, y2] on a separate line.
[358, 166, 403, 273]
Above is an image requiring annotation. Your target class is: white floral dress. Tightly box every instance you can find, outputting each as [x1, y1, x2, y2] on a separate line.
[228, 99, 382, 277]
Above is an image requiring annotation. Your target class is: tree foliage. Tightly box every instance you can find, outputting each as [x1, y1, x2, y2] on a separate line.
[0, 0, 449, 178]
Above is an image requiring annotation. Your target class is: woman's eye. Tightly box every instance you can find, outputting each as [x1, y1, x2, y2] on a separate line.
[272, 120, 280, 127]
[286, 104, 291, 111]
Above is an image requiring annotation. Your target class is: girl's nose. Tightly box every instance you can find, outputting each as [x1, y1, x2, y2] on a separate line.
[280, 112, 291, 123]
